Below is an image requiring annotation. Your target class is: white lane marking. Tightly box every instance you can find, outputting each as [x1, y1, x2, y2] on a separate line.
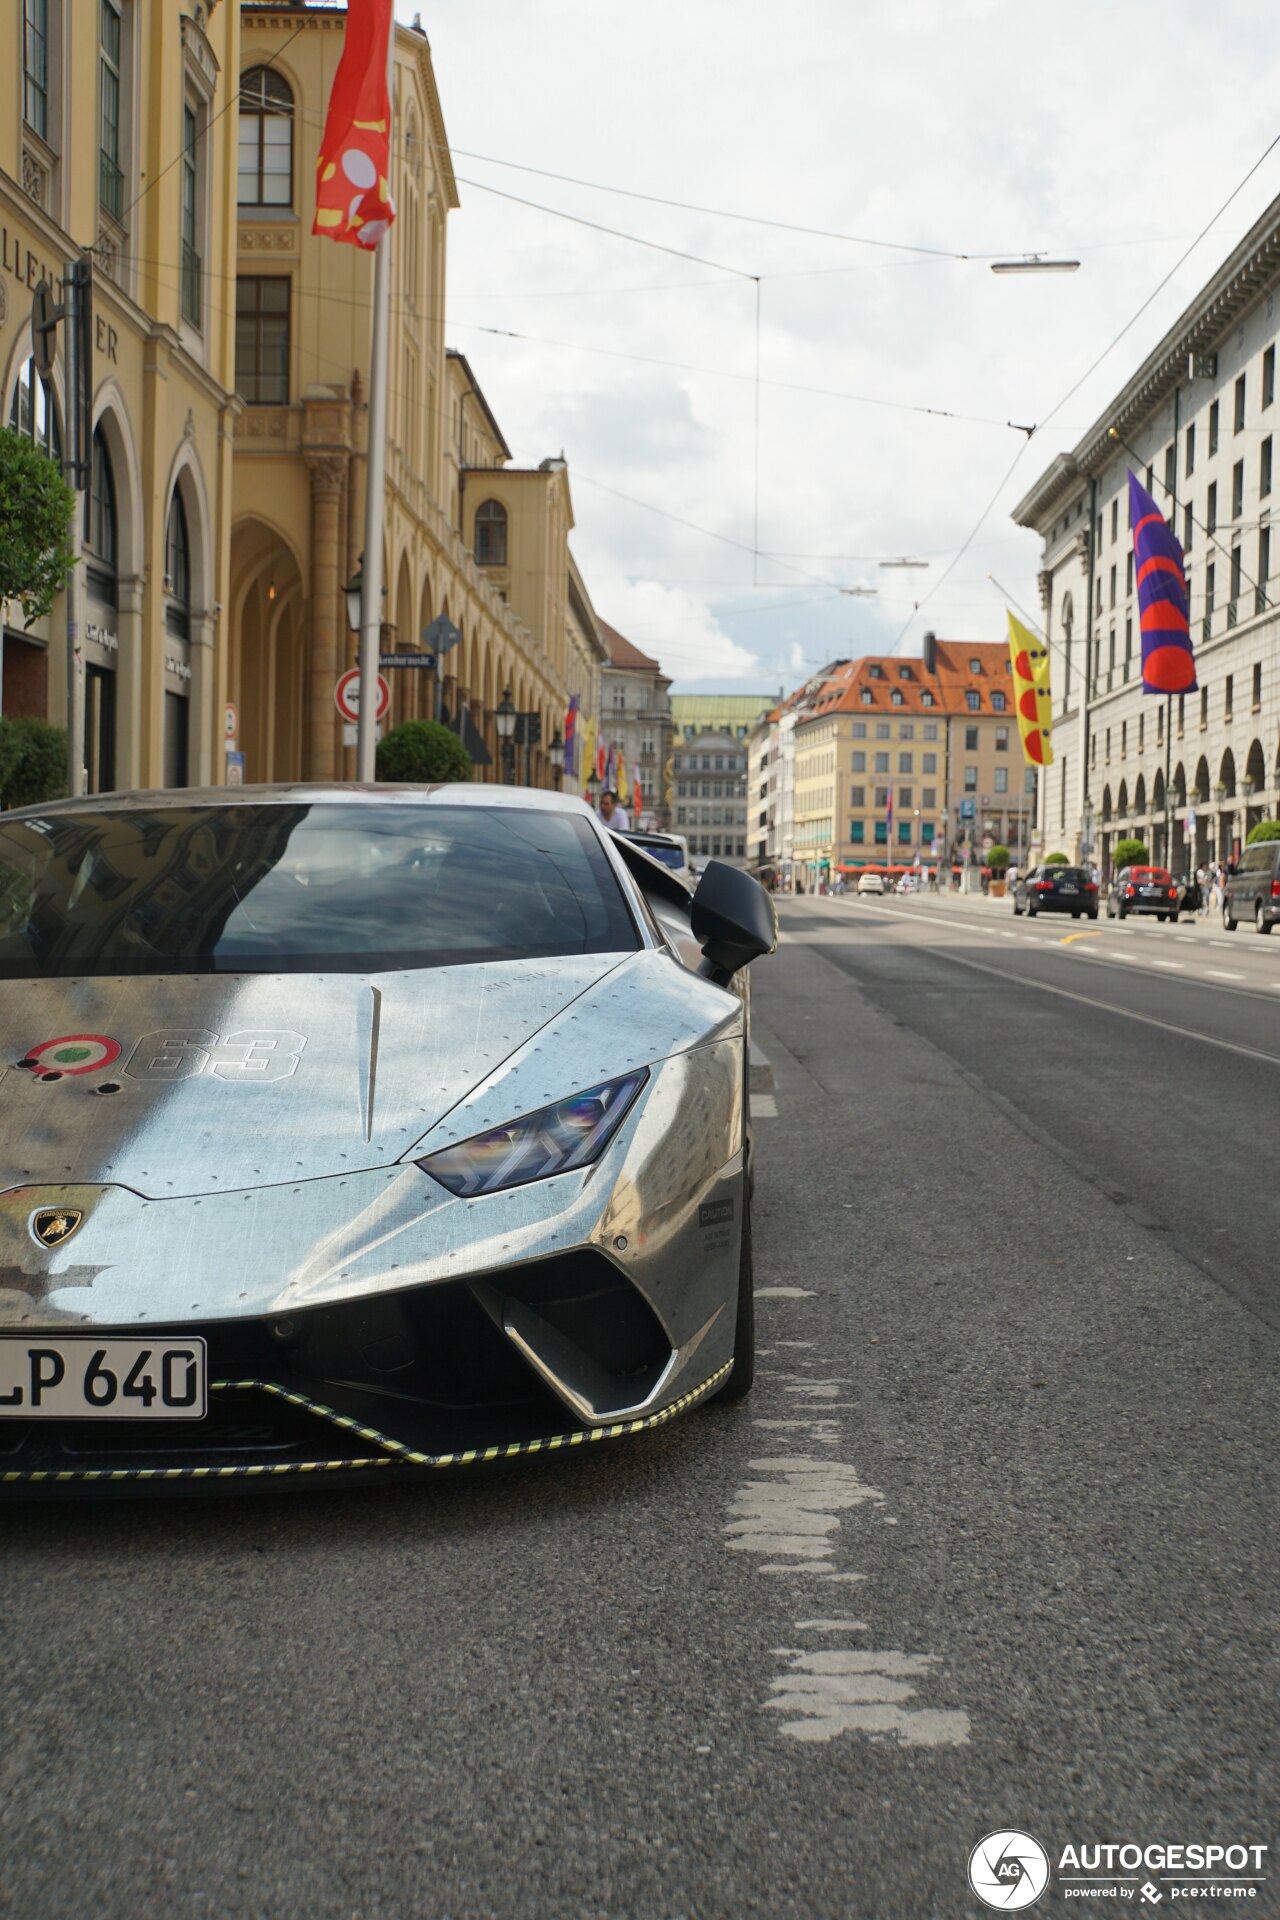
[752, 1093, 778, 1117]
[725, 1456, 884, 1568]
[756, 1286, 816, 1299]
[766, 1650, 971, 1747]
[1151, 960, 1184, 970]
[1204, 969, 1246, 982]
[888, 944, 1280, 1066]
[796, 1619, 869, 1631]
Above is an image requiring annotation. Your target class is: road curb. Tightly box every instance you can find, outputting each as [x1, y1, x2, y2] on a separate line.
[749, 1040, 774, 1092]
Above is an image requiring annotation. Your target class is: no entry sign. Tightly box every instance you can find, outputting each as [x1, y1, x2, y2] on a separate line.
[335, 669, 390, 725]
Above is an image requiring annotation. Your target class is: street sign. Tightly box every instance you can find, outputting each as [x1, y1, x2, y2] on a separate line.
[422, 614, 461, 657]
[335, 668, 390, 725]
[343, 722, 384, 749]
[960, 799, 976, 821]
[982, 832, 994, 852]
[224, 702, 238, 741]
[225, 751, 245, 787]
[1186, 807, 1197, 829]
[379, 653, 436, 670]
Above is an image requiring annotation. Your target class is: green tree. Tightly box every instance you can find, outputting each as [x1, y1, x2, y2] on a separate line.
[0, 716, 67, 809]
[375, 719, 472, 784]
[1112, 836, 1150, 868]
[987, 843, 1010, 871]
[1246, 817, 1280, 845]
[1044, 850, 1070, 864]
[0, 427, 77, 625]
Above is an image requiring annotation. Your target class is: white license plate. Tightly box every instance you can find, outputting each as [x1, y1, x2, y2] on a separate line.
[1060, 885, 1077, 893]
[0, 1337, 207, 1420]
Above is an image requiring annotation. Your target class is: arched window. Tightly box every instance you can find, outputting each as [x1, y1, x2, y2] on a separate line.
[474, 499, 508, 566]
[86, 426, 118, 607]
[238, 66, 293, 207]
[165, 491, 191, 638]
[7, 349, 61, 461]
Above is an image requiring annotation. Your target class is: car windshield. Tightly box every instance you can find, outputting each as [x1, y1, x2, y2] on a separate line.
[0, 803, 639, 978]
[635, 842, 685, 872]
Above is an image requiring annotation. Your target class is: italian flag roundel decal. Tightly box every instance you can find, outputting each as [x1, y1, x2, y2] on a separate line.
[25, 1034, 122, 1076]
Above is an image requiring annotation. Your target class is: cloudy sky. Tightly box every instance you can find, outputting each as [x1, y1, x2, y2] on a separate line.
[394, 0, 1280, 695]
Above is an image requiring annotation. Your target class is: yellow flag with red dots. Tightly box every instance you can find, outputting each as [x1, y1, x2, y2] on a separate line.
[1006, 611, 1054, 767]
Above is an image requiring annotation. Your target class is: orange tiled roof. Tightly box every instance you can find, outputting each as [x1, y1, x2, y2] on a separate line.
[796, 640, 1014, 725]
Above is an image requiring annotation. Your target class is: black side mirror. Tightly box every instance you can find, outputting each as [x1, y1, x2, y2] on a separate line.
[690, 859, 778, 985]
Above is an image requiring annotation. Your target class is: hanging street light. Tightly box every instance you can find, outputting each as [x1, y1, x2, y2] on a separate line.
[990, 256, 1081, 274]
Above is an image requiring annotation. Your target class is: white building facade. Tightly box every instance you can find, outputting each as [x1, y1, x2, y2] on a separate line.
[1014, 196, 1280, 875]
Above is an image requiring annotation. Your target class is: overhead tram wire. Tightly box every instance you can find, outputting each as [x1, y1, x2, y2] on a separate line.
[453, 322, 1025, 430]
[889, 128, 1280, 652]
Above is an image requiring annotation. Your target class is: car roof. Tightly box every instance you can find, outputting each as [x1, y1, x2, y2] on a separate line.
[6, 783, 595, 821]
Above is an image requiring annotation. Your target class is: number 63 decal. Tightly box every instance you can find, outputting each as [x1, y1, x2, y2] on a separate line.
[124, 1029, 306, 1083]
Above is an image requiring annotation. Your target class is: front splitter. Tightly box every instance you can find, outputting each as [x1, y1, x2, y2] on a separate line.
[0, 1362, 733, 1493]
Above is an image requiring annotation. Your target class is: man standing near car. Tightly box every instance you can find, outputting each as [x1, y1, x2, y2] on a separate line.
[598, 789, 630, 832]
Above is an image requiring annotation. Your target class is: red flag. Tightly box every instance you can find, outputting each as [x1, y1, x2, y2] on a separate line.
[314, 0, 396, 250]
[632, 773, 644, 820]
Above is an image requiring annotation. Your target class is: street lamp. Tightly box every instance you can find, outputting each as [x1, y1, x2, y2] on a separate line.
[990, 255, 1081, 274]
[343, 560, 364, 636]
[549, 727, 564, 785]
[495, 686, 516, 786]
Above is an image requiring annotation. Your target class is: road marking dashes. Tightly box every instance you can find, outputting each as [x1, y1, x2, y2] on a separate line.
[730, 1278, 972, 1751]
[753, 1093, 778, 1117]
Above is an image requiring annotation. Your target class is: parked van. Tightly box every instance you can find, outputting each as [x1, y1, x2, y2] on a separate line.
[1223, 839, 1280, 933]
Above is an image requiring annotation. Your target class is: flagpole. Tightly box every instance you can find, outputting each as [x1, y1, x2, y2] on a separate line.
[357, 30, 395, 784]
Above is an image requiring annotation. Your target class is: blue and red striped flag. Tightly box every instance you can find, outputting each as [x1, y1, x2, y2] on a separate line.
[1129, 469, 1196, 694]
[886, 788, 894, 839]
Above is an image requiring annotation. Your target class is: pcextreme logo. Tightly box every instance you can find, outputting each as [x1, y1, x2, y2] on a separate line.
[968, 1834, 1270, 1909]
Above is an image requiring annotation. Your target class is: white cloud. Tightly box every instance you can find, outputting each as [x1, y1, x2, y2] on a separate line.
[596, 580, 760, 683]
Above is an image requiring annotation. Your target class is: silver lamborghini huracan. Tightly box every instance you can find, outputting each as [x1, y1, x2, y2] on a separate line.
[0, 786, 775, 1490]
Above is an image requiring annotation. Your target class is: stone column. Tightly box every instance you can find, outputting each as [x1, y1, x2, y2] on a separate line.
[304, 453, 347, 780]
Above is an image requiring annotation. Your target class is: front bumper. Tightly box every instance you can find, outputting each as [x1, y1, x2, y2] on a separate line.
[0, 1039, 747, 1491]
[0, 1260, 734, 1492]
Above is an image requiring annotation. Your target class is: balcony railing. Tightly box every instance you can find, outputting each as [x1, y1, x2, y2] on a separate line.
[180, 241, 202, 329]
[1227, 600, 1239, 628]
[1256, 584, 1268, 616]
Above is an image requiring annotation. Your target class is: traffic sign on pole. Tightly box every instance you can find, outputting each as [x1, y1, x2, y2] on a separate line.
[336, 668, 390, 726]
[224, 702, 239, 741]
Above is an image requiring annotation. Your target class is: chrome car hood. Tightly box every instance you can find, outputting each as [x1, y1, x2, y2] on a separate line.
[0, 957, 630, 1199]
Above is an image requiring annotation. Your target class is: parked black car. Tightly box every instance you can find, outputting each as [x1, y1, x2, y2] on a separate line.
[1011, 865, 1099, 919]
[1223, 839, 1280, 933]
[1106, 865, 1181, 921]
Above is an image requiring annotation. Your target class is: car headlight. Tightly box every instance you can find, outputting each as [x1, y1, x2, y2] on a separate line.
[416, 1069, 648, 1198]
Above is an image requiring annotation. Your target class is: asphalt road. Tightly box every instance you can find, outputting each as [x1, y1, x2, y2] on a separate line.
[3, 903, 1277, 1919]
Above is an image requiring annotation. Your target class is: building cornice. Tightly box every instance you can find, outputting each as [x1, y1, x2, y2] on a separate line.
[1013, 192, 1280, 531]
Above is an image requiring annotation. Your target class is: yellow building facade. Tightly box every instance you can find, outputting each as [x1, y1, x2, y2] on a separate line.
[1, 0, 241, 788]
[230, 8, 603, 787]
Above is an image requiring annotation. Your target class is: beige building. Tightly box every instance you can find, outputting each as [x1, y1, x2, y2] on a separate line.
[786, 642, 1036, 886]
[2, 0, 241, 788]
[229, 8, 598, 789]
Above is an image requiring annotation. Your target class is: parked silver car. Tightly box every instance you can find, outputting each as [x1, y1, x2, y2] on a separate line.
[0, 786, 775, 1491]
